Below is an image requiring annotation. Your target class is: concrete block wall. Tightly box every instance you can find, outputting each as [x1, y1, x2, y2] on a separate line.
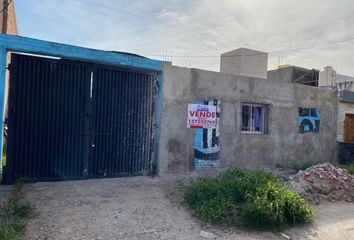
[267, 67, 294, 83]
[220, 48, 268, 79]
[159, 63, 338, 173]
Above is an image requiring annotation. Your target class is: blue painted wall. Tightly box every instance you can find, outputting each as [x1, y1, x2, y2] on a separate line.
[298, 107, 320, 133]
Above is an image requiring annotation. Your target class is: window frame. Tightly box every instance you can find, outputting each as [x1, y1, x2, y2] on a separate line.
[240, 103, 268, 135]
[344, 113, 354, 143]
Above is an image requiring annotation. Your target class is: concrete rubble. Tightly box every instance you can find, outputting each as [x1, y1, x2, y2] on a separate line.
[287, 163, 354, 204]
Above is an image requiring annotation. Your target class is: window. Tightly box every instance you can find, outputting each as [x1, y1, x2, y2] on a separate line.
[241, 103, 268, 134]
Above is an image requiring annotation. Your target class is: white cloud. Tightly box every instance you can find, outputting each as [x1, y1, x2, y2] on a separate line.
[14, 0, 354, 75]
[157, 9, 188, 24]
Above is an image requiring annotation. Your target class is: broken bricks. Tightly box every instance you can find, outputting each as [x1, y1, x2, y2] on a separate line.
[288, 163, 354, 203]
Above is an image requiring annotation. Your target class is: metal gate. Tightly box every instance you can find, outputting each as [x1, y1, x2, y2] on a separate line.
[3, 53, 157, 184]
[90, 65, 156, 177]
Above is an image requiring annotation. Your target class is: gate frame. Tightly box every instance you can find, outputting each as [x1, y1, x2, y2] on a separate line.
[0, 34, 164, 175]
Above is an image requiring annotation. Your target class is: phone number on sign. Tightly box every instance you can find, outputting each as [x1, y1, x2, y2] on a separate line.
[188, 119, 216, 125]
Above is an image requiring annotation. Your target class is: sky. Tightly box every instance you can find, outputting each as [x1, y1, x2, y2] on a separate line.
[14, 0, 354, 75]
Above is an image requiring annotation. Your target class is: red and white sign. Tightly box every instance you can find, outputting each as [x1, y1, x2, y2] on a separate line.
[187, 104, 217, 129]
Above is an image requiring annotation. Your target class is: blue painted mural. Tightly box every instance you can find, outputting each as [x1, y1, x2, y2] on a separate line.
[298, 107, 320, 133]
[194, 99, 221, 170]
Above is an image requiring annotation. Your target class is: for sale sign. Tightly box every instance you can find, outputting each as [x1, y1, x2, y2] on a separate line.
[187, 104, 217, 129]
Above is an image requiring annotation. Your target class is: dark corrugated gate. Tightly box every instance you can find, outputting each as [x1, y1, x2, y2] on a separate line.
[90, 66, 156, 177]
[3, 53, 157, 184]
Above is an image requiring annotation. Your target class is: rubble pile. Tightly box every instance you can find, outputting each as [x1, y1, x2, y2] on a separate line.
[288, 163, 354, 204]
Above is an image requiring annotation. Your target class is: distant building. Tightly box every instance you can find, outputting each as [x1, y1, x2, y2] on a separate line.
[220, 48, 268, 79]
[319, 66, 354, 91]
[267, 65, 319, 86]
[316, 66, 354, 163]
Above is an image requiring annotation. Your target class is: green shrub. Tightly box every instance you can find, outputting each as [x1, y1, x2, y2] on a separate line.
[345, 163, 354, 174]
[194, 196, 234, 222]
[184, 178, 235, 222]
[243, 182, 314, 229]
[219, 167, 274, 202]
[0, 181, 33, 240]
[283, 190, 314, 224]
[184, 167, 314, 230]
[184, 178, 223, 208]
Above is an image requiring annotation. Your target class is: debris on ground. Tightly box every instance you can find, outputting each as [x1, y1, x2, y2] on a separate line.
[200, 230, 216, 239]
[287, 163, 354, 204]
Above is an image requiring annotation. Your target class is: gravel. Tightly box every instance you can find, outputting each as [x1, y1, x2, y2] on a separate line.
[0, 171, 352, 239]
[19, 174, 281, 240]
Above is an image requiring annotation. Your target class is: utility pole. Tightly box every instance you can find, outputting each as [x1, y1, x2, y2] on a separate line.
[2, 0, 9, 33]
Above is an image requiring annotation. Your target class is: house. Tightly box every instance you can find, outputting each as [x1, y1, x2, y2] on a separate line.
[267, 65, 319, 86]
[0, 35, 339, 183]
[317, 66, 354, 164]
[319, 66, 354, 91]
[159, 48, 337, 172]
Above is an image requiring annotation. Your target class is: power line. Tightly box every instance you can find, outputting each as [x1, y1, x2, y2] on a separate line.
[141, 35, 354, 58]
[85, 0, 208, 38]
[54, 0, 354, 62]
[57, 0, 270, 54]
[83, 0, 261, 51]
[85, 0, 354, 54]
[57, 0, 221, 54]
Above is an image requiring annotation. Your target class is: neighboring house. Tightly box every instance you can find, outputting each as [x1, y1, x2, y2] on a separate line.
[267, 65, 319, 86]
[319, 66, 354, 91]
[317, 66, 354, 164]
[220, 48, 268, 79]
[335, 90, 354, 164]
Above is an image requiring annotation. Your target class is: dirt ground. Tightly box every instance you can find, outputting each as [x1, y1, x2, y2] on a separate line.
[1, 174, 353, 240]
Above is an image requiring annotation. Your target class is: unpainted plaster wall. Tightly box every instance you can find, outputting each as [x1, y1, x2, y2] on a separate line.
[159, 64, 338, 173]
